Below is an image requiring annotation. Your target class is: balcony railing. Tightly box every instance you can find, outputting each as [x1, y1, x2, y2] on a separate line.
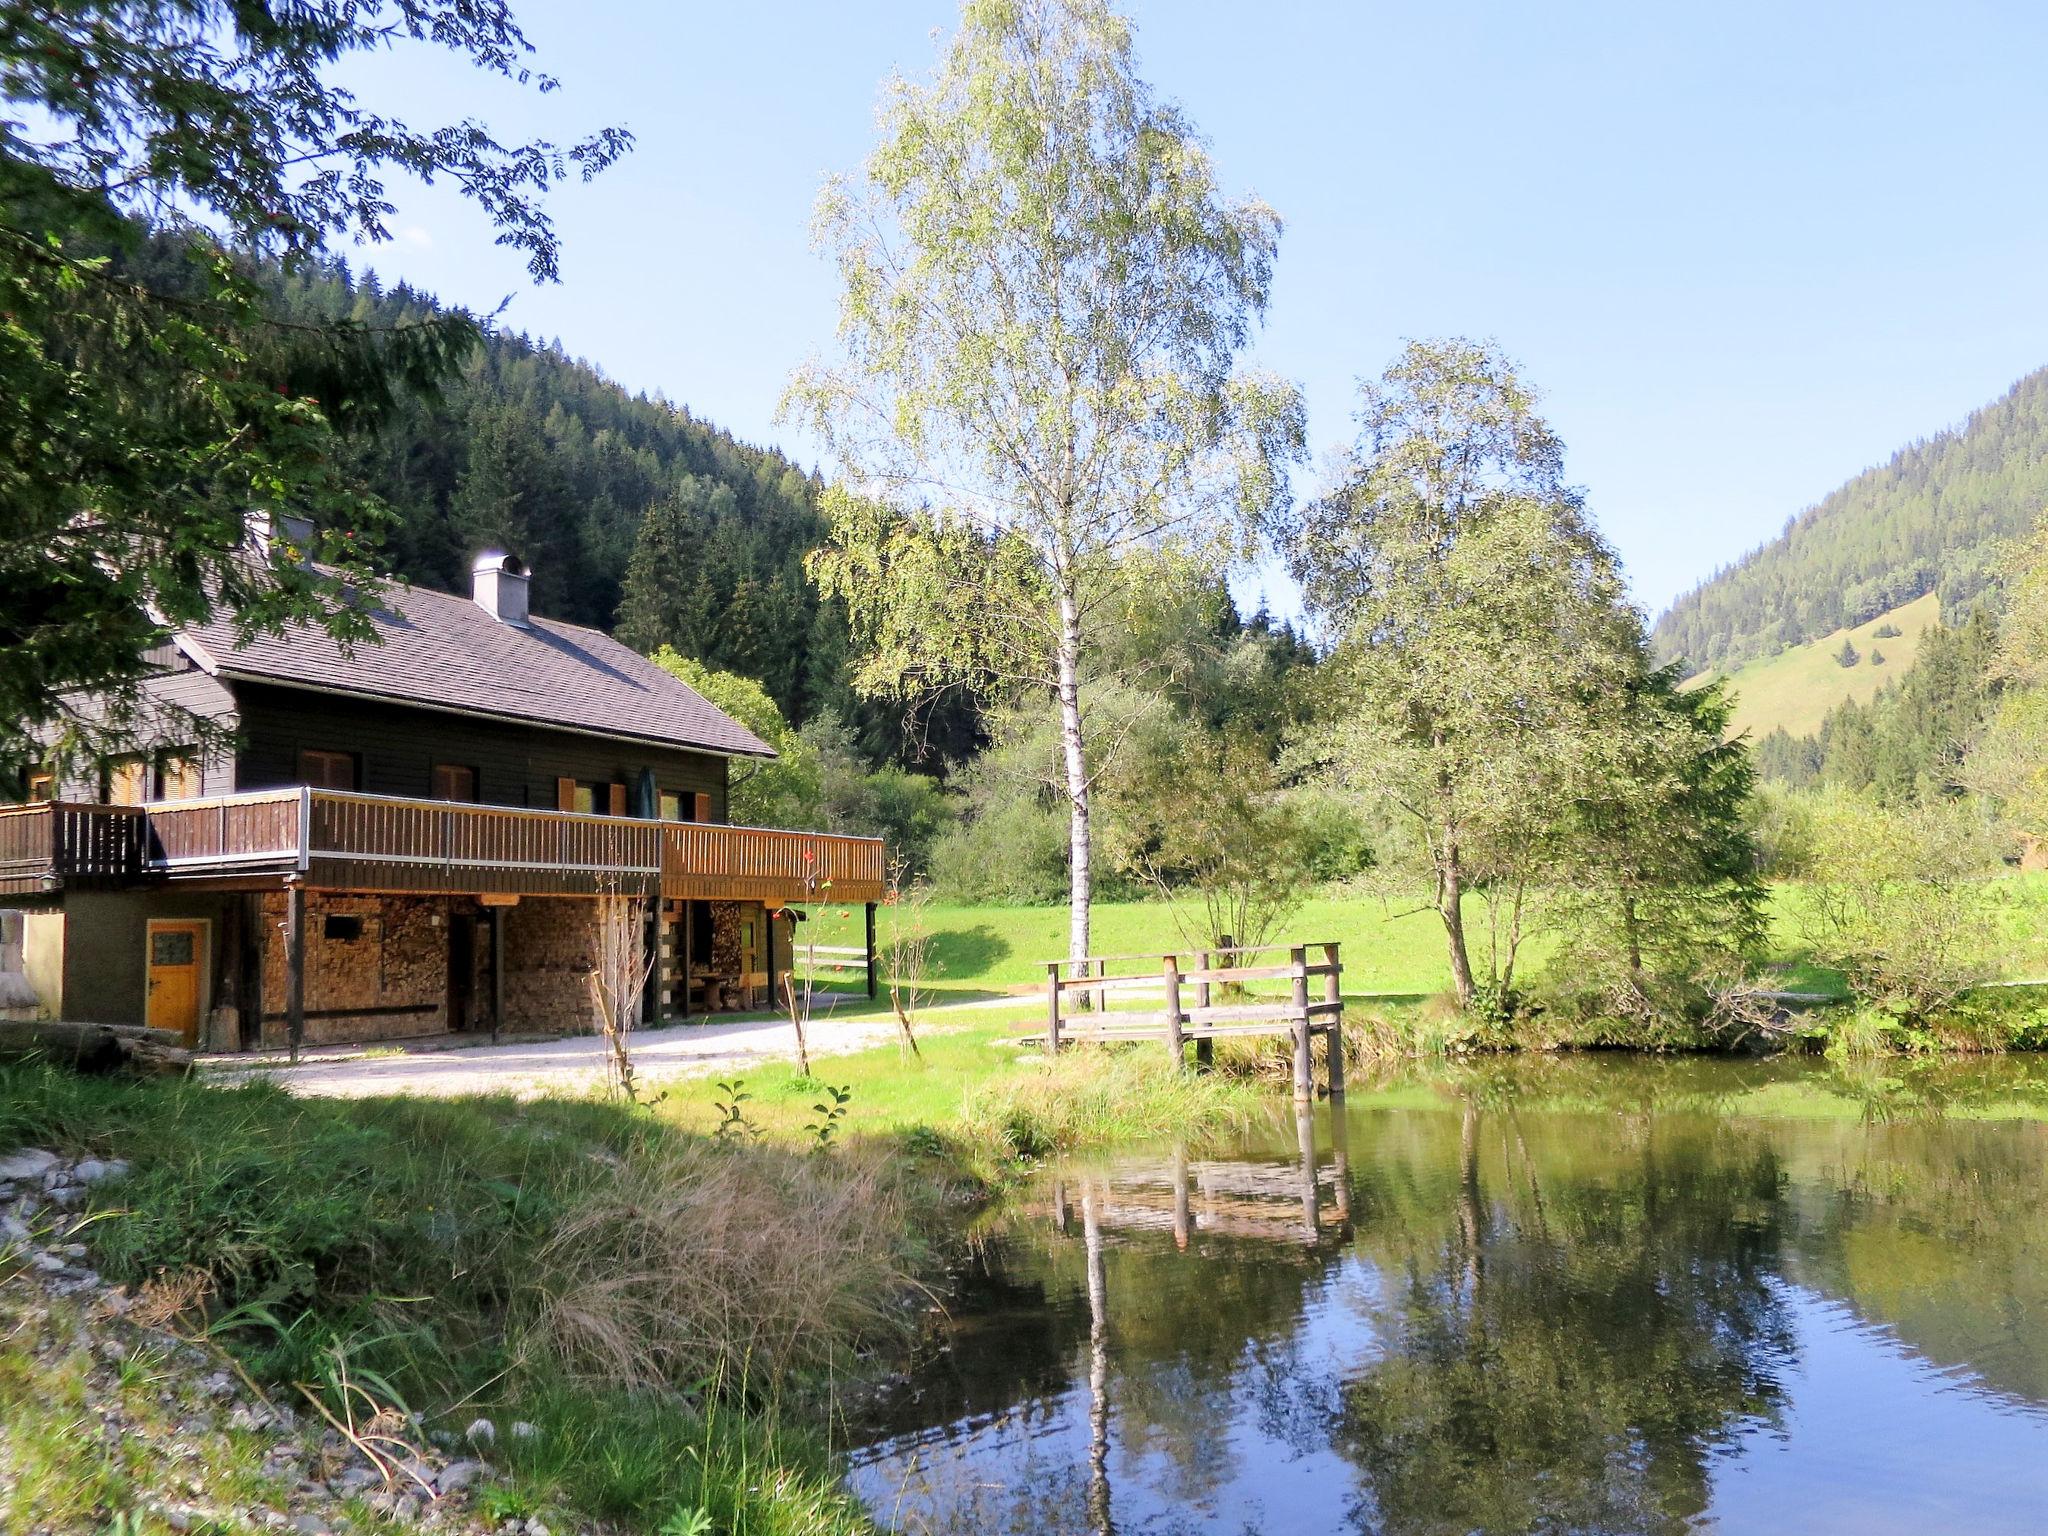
[0, 803, 146, 895]
[4, 789, 886, 904]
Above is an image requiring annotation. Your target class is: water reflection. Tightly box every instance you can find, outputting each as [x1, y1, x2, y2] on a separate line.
[849, 1058, 2048, 1535]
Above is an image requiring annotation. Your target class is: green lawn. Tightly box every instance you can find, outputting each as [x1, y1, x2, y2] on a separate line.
[797, 894, 1464, 1000]
[791, 874, 2048, 1015]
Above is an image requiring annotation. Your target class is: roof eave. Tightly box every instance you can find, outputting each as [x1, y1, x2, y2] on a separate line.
[215, 669, 779, 762]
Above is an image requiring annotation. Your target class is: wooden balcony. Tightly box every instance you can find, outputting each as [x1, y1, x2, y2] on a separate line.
[0, 803, 146, 896]
[0, 790, 887, 905]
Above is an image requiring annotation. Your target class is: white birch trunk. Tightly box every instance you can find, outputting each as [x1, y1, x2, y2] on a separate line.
[1056, 584, 1093, 995]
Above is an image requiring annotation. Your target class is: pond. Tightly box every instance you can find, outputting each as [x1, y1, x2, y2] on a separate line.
[846, 1055, 2048, 1534]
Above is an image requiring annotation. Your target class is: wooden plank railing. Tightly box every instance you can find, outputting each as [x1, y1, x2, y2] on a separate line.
[5, 788, 887, 903]
[145, 791, 301, 871]
[112, 789, 885, 902]
[1043, 941, 1346, 1101]
[659, 821, 887, 904]
[0, 802, 147, 893]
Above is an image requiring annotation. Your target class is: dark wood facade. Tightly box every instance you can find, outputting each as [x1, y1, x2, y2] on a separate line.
[7, 646, 884, 1053]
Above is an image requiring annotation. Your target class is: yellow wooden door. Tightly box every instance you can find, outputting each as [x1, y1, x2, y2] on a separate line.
[145, 921, 204, 1043]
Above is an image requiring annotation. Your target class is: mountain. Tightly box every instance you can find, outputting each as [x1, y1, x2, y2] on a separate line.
[267, 256, 971, 766]
[1652, 367, 2048, 674]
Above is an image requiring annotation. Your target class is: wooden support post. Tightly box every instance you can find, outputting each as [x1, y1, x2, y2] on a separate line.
[1290, 945, 1312, 1103]
[1172, 1140, 1192, 1251]
[1162, 953, 1184, 1070]
[285, 884, 306, 1064]
[1330, 1101, 1354, 1229]
[865, 902, 878, 1000]
[1194, 949, 1214, 1071]
[1296, 1101, 1320, 1235]
[1324, 940, 1346, 1100]
[1045, 961, 1063, 1056]
[489, 904, 504, 1045]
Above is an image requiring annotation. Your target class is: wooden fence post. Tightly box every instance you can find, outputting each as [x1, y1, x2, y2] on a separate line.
[1323, 940, 1345, 1100]
[1045, 961, 1063, 1057]
[1195, 949, 1213, 1071]
[1290, 944, 1311, 1102]
[1163, 953, 1184, 1071]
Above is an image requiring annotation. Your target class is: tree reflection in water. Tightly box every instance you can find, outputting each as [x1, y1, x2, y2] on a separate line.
[845, 1057, 2048, 1536]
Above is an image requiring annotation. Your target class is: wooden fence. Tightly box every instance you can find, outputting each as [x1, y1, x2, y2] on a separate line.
[1042, 941, 1345, 1100]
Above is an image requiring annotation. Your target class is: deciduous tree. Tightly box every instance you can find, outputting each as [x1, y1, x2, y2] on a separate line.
[1, 0, 628, 784]
[787, 0, 1303, 978]
[1280, 339, 1640, 1009]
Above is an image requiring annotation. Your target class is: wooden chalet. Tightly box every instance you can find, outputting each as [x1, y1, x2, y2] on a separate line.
[0, 520, 884, 1053]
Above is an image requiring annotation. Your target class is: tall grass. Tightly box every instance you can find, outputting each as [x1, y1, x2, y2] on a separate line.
[531, 1140, 923, 1396]
[0, 1064, 927, 1534]
[958, 1046, 1262, 1158]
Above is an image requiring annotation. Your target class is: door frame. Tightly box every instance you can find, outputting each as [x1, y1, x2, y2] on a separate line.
[143, 917, 211, 1041]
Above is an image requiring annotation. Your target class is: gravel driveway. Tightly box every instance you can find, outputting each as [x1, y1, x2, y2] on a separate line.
[202, 993, 1027, 1099]
[206, 1011, 910, 1099]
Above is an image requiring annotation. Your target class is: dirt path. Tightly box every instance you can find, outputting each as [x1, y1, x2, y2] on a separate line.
[202, 994, 1028, 1100]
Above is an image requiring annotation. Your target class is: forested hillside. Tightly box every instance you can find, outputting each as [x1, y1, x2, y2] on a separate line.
[269, 258, 917, 753]
[1653, 366, 2048, 672]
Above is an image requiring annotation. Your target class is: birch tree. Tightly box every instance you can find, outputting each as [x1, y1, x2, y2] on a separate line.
[786, 0, 1302, 975]
[1282, 339, 1640, 1010]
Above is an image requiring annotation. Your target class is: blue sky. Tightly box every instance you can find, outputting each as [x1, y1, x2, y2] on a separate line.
[344, 0, 2048, 620]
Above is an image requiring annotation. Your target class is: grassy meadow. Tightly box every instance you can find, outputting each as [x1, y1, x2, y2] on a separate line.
[800, 874, 2048, 1010]
[1685, 590, 1941, 739]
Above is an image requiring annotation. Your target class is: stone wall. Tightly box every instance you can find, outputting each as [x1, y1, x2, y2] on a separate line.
[258, 891, 451, 1048]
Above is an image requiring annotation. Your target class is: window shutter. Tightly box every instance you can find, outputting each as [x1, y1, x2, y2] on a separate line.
[556, 777, 577, 812]
[608, 782, 628, 817]
[694, 792, 714, 824]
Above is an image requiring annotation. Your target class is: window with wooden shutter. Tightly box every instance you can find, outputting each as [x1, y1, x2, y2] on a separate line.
[297, 750, 356, 791]
[25, 770, 54, 803]
[556, 777, 578, 812]
[433, 764, 478, 802]
[694, 792, 714, 824]
[157, 752, 203, 800]
[107, 756, 148, 805]
[607, 782, 628, 817]
[658, 790, 687, 822]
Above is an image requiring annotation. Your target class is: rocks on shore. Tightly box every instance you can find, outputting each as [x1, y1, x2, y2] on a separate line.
[1, 1147, 608, 1536]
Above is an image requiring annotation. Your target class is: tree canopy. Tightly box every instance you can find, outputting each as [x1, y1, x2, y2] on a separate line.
[788, 0, 1303, 970]
[1, 0, 628, 782]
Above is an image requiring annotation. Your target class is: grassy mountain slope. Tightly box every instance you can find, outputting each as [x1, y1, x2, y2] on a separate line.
[1654, 368, 2048, 673]
[1686, 592, 1939, 740]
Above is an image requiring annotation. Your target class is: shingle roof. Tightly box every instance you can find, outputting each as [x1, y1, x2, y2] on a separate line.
[176, 578, 775, 759]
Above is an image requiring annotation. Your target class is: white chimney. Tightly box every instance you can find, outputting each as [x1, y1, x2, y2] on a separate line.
[247, 510, 317, 565]
[472, 551, 531, 628]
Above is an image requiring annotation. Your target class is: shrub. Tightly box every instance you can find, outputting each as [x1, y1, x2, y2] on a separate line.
[1798, 792, 2003, 1019]
[929, 793, 1071, 903]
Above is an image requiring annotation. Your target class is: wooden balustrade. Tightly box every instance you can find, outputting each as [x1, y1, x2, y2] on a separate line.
[0, 803, 146, 895]
[145, 792, 301, 871]
[1041, 941, 1346, 1101]
[659, 820, 887, 903]
[2, 789, 885, 903]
